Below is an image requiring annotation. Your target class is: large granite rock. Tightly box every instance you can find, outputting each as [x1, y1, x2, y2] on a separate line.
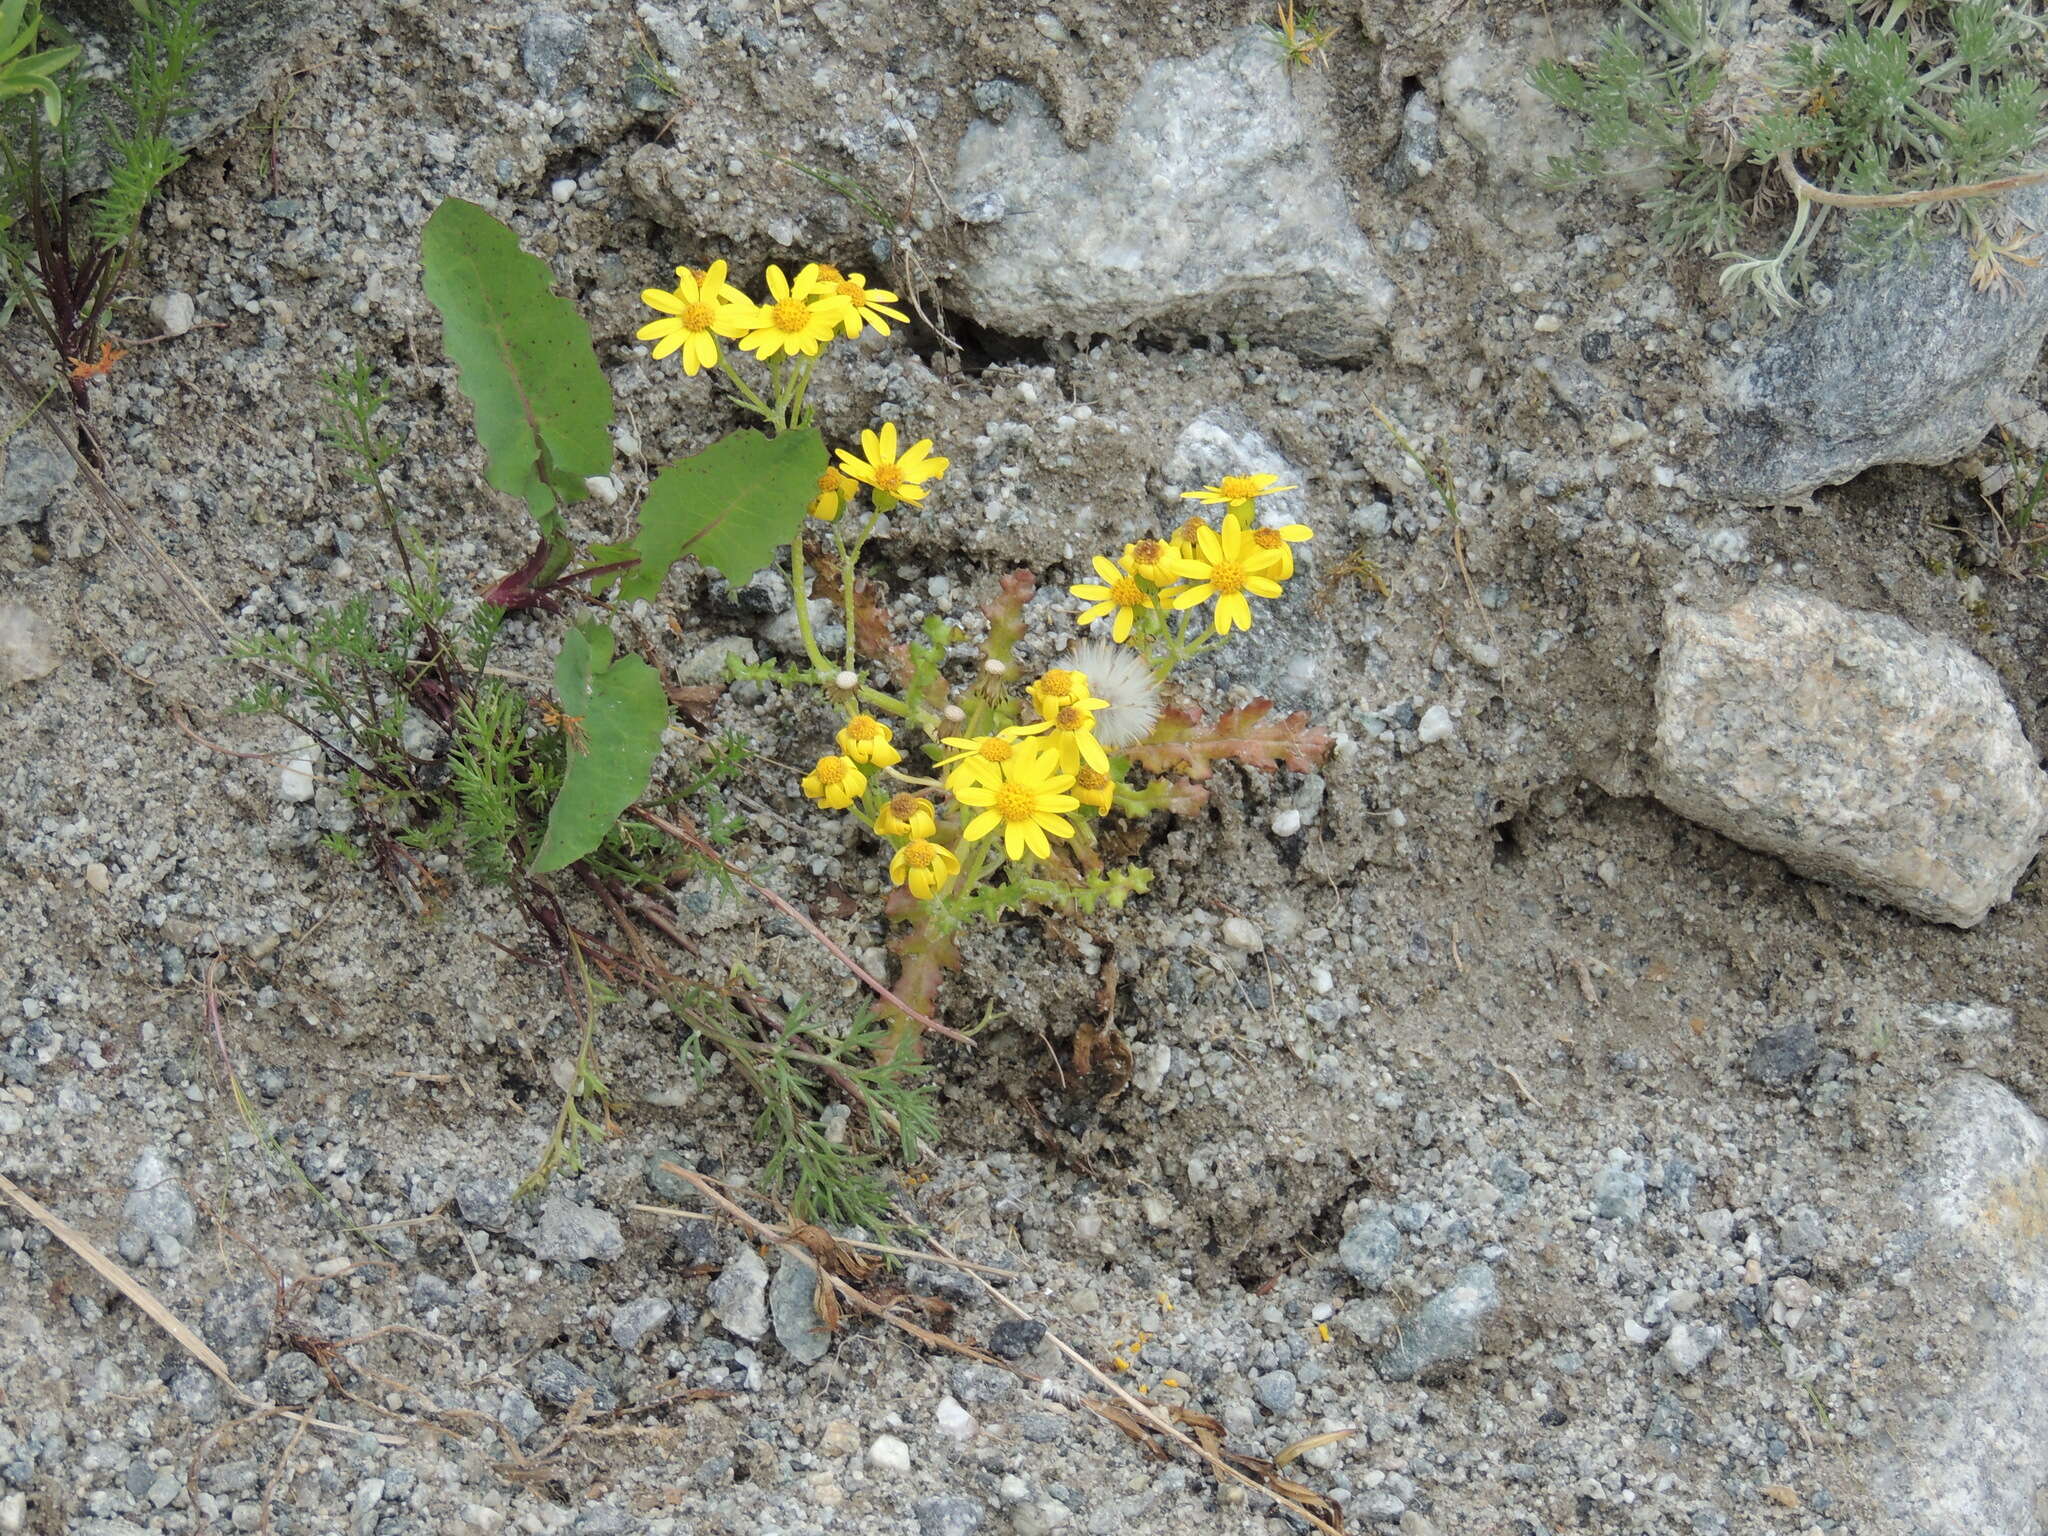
[1651, 586, 2048, 927]
[949, 28, 1394, 358]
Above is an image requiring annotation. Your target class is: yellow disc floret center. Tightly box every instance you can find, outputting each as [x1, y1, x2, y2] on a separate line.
[772, 298, 811, 334]
[1109, 577, 1144, 606]
[901, 841, 937, 869]
[1219, 475, 1260, 500]
[1210, 561, 1247, 596]
[993, 784, 1037, 823]
[844, 717, 881, 742]
[1252, 528, 1284, 550]
[887, 794, 920, 820]
[814, 759, 846, 785]
[978, 739, 1014, 763]
[871, 463, 904, 491]
[1055, 705, 1088, 731]
[1132, 540, 1163, 565]
[681, 300, 716, 332]
[1074, 766, 1108, 791]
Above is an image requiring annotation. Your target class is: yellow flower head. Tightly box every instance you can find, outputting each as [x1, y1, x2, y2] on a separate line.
[739, 263, 851, 360]
[815, 264, 910, 339]
[1124, 537, 1176, 586]
[1072, 763, 1115, 813]
[1022, 699, 1110, 775]
[1070, 554, 1155, 643]
[810, 464, 857, 523]
[836, 713, 902, 767]
[955, 743, 1079, 861]
[890, 837, 962, 900]
[1168, 519, 1286, 635]
[836, 422, 950, 504]
[1028, 667, 1089, 719]
[637, 259, 758, 375]
[1246, 521, 1314, 580]
[875, 793, 937, 840]
[800, 753, 866, 810]
[1181, 472, 1298, 521]
[937, 728, 1034, 791]
[1169, 515, 1211, 563]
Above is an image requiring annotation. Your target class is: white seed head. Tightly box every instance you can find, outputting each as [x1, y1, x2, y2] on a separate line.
[983, 658, 1009, 676]
[942, 704, 967, 724]
[1070, 639, 1162, 749]
[833, 670, 859, 691]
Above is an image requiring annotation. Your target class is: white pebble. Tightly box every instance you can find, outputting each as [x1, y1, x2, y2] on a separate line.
[1270, 808, 1302, 838]
[1309, 965, 1333, 995]
[1220, 916, 1263, 951]
[550, 177, 577, 203]
[934, 1396, 978, 1442]
[868, 1434, 912, 1474]
[278, 736, 318, 802]
[84, 862, 111, 895]
[1532, 313, 1563, 333]
[582, 474, 620, 505]
[156, 291, 196, 338]
[1416, 704, 1456, 744]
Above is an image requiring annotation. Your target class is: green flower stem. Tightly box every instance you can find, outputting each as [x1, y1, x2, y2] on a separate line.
[784, 539, 832, 675]
[716, 353, 774, 421]
[858, 686, 911, 719]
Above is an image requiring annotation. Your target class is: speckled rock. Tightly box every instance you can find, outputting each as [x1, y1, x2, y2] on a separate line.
[0, 602, 62, 689]
[1708, 187, 2048, 502]
[1373, 1264, 1498, 1382]
[1885, 1074, 2048, 1532]
[1651, 587, 2048, 927]
[949, 29, 1394, 358]
[768, 1253, 831, 1364]
[0, 434, 73, 527]
[707, 1246, 770, 1342]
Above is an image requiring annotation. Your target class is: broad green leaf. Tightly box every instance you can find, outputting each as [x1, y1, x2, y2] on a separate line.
[618, 426, 823, 599]
[531, 623, 667, 874]
[420, 197, 613, 534]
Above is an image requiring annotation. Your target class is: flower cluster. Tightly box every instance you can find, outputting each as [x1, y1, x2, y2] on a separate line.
[638, 260, 908, 377]
[1069, 473, 1313, 639]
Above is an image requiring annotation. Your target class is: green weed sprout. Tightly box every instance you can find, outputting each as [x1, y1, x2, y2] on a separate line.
[1533, 0, 2048, 311]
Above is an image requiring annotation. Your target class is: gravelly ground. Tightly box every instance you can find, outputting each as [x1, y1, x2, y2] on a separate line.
[4, 2, 2048, 1534]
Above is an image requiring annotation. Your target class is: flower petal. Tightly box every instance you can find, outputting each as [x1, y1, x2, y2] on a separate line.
[964, 810, 1001, 842]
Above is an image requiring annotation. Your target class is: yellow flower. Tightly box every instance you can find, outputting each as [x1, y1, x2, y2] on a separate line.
[875, 794, 937, 840]
[1169, 516, 1211, 563]
[956, 744, 1079, 861]
[800, 753, 866, 810]
[1016, 699, 1111, 775]
[810, 464, 857, 523]
[637, 259, 757, 375]
[1072, 764, 1115, 813]
[1070, 554, 1154, 643]
[1168, 519, 1286, 635]
[1246, 521, 1314, 580]
[815, 264, 910, 338]
[890, 837, 961, 900]
[836, 713, 902, 767]
[739, 263, 850, 360]
[836, 422, 949, 504]
[1124, 537, 1176, 586]
[1028, 667, 1089, 719]
[937, 728, 1035, 791]
[1181, 472, 1298, 521]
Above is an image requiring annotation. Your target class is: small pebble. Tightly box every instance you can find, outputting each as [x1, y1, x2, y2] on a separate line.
[157, 291, 197, 337]
[1416, 704, 1455, 744]
[869, 1433, 912, 1474]
[551, 177, 577, 203]
[1270, 808, 1302, 837]
[278, 735, 318, 802]
[935, 1395, 978, 1442]
[1220, 916, 1263, 951]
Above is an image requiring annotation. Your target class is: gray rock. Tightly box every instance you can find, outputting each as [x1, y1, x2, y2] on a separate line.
[1164, 410, 1310, 527]
[2, 433, 75, 526]
[1591, 1166, 1647, 1225]
[914, 1496, 986, 1536]
[264, 1350, 324, 1406]
[1660, 1322, 1722, 1377]
[1709, 187, 2048, 502]
[1374, 1264, 1499, 1382]
[167, 1364, 222, 1424]
[607, 1296, 671, 1354]
[519, 7, 585, 94]
[988, 1319, 1046, 1360]
[455, 1176, 518, 1232]
[948, 29, 1393, 358]
[768, 1254, 831, 1364]
[531, 1196, 624, 1264]
[1883, 1074, 2048, 1531]
[1252, 1369, 1298, 1415]
[707, 1246, 770, 1341]
[529, 1351, 613, 1411]
[499, 1388, 543, 1444]
[1746, 1019, 1822, 1086]
[121, 1148, 196, 1262]
[644, 1149, 697, 1203]
[199, 1273, 273, 1380]
[0, 602, 61, 689]
[1651, 587, 2048, 927]
[154, 291, 196, 338]
[1338, 1211, 1403, 1290]
[1379, 90, 1440, 194]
